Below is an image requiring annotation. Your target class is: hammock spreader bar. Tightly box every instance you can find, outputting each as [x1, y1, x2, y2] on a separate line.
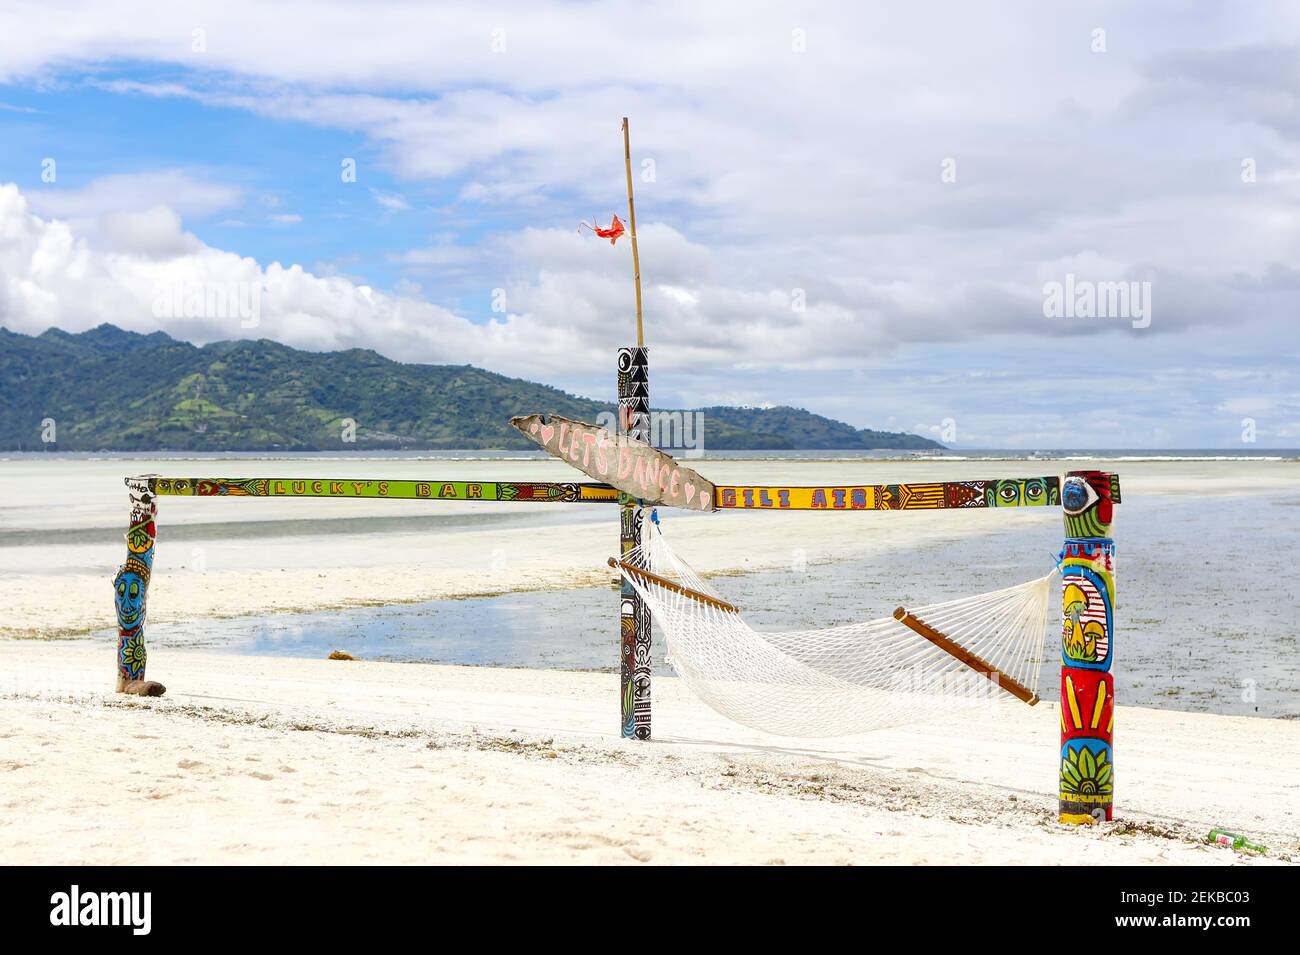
[892, 607, 1040, 706]
[607, 557, 740, 613]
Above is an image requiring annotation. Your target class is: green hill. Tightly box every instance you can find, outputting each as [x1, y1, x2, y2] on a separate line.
[0, 324, 943, 452]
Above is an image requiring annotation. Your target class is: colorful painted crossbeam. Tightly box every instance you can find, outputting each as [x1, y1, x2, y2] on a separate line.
[139, 475, 1121, 512]
[714, 475, 1088, 511]
[146, 477, 620, 504]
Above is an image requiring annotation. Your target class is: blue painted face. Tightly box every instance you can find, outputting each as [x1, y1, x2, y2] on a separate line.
[115, 570, 145, 628]
[1062, 475, 1095, 515]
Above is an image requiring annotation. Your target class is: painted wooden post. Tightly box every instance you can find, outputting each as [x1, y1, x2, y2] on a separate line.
[618, 346, 652, 739]
[113, 476, 166, 696]
[1058, 470, 1118, 823]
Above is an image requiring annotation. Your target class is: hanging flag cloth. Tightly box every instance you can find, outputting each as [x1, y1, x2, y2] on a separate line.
[578, 214, 625, 245]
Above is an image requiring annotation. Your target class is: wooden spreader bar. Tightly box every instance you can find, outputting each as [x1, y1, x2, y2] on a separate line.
[607, 557, 739, 614]
[892, 607, 1040, 706]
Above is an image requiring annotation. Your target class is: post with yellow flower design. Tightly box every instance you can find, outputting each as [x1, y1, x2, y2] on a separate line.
[1058, 470, 1119, 823]
[113, 476, 166, 697]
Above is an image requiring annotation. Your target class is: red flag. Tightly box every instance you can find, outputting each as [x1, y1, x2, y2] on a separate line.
[579, 214, 625, 245]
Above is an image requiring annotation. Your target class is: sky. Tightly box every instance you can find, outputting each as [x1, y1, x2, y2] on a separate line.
[0, 1, 1297, 448]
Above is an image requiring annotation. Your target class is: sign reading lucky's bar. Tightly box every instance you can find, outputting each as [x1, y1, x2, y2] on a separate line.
[510, 413, 716, 512]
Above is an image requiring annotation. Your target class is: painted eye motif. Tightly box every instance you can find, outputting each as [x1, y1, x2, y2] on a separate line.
[1062, 476, 1099, 515]
[998, 482, 1021, 503]
[1024, 480, 1045, 502]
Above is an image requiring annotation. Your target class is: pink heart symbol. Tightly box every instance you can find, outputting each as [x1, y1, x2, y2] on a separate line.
[684, 481, 696, 504]
[540, 424, 555, 445]
[529, 421, 539, 434]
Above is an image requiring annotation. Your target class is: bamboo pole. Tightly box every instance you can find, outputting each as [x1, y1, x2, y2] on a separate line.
[892, 607, 1039, 705]
[622, 117, 644, 347]
[609, 557, 739, 613]
[618, 118, 651, 740]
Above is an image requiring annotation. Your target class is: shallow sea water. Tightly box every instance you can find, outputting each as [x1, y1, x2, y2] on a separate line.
[132, 491, 1300, 718]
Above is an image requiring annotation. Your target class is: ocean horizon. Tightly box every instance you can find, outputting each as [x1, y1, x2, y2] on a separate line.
[3, 447, 1297, 463]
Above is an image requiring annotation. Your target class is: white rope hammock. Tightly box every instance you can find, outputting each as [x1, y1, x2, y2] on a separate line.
[613, 516, 1056, 738]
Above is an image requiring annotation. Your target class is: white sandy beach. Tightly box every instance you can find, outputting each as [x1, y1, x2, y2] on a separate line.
[2, 455, 1297, 864]
[1, 641, 1295, 865]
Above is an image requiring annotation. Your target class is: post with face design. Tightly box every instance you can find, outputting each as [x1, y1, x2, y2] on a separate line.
[617, 346, 652, 740]
[1058, 470, 1119, 823]
[113, 477, 166, 696]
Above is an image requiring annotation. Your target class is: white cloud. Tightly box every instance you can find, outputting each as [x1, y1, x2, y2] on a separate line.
[3, 177, 1298, 448]
[17, 171, 240, 260]
[97, 206, 202, 257]
[371, 189, 409, 212]
[25, 170, 242, 221]
[1, 2, 1298, 444]
[0, 182, 624, 379]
